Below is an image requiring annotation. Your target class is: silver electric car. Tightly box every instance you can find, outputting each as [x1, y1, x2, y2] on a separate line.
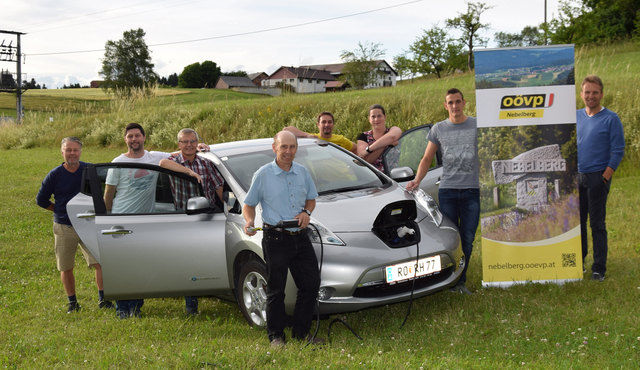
[68, 128, 462, 326]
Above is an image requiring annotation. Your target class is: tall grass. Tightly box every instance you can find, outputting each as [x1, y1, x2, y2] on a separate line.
[1, 42, 638, 169]
[2, 42, 639, 178]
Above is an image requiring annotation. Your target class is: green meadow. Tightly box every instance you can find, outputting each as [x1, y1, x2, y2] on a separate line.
[1, 42, 639, 368]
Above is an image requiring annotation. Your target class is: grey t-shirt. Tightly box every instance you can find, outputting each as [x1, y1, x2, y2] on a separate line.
[427, 116, 479, 189]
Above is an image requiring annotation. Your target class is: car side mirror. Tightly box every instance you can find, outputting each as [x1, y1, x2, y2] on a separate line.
[389, 166, 415, 182]
[186, 196, 211, 215]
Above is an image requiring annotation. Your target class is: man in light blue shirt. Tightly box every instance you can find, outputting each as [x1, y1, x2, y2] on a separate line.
[577, 75, 625, 282]
[243, 131, 320, 348]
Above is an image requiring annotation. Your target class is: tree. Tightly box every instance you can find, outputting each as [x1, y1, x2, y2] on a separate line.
[446, 1, 492, 71]
[392, 54, 416, 81]
[200, 61, 221, 88]
[548, 0, 640, 45]
[495, 26, 545, 47]
[408, 25, 463, 79]
[339, 41, 386, 89]
[167, 73, 179, 87]
[225, 70, 248, 77]
[1, 70, 16, 89]
[159, 73, 178, 87]
[100, 28, 157, 96]
[178, 61, 221, 88]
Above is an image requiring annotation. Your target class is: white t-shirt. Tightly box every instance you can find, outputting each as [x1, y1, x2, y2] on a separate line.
[105, 151, 171, 214]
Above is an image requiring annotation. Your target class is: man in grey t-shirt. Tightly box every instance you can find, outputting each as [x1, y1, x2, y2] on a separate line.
[407, 88, 480, 295]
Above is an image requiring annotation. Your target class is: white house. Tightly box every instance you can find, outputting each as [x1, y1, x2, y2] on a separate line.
[262, 66, 336, 94]
[301, 60, 397, 89]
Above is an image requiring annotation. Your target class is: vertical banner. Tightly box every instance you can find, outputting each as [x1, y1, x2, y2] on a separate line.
[475, 45, 583, 287]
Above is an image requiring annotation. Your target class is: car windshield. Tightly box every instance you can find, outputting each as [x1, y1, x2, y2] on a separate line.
[222, 143, 386, 194]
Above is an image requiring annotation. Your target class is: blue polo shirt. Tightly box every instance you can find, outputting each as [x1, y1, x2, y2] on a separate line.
[577, 107, 625, 173]
[244, 160, 318, 226]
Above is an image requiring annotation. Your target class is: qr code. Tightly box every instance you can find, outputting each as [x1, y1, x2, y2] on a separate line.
[562, 253, 577, 267]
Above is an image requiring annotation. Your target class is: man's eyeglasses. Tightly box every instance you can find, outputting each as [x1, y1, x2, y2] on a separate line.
[179, 140, 198, 145]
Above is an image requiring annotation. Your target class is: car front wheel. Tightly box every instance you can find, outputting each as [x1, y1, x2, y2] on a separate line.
[236, 258, 268, 327]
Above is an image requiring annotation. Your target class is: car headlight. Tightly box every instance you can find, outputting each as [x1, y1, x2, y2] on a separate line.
[412, 189, 443, 227]
[308, 220, 346, 246]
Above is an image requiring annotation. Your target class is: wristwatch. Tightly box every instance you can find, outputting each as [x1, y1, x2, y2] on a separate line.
[365, 146, 372, 153]
[302, 209, 311, 216]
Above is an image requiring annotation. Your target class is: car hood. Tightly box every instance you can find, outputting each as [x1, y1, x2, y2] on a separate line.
[312, 182, 424, 233]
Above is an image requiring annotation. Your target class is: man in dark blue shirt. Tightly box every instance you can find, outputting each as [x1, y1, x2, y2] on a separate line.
[577, 75, 625, 282]
[36, 137, 113, 312]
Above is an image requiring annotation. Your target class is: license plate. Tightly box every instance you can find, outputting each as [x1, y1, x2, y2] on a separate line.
[385, 256, 441, 284]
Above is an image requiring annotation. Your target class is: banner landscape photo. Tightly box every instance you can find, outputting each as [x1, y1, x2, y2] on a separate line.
[474, 45, 583, 287]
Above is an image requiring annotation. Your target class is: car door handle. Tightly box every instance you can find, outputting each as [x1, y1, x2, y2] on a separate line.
[101, 228, 133, 235]
[435, 178, 441, 185]
[76, 212, 96, 219]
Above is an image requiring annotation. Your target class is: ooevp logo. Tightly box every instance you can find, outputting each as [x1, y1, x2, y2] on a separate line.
[500, 93, 554, 109]
[498, 93, 554, 119]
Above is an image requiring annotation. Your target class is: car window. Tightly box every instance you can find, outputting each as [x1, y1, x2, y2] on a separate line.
[382, 124, 441, 174]
[89, 164, 204, 215]
[222, 144, 386, 194]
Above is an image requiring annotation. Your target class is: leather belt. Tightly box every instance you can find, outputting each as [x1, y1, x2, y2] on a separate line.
[263, 223, 305, 235]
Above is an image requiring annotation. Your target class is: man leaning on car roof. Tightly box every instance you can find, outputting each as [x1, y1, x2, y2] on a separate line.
[159, 127, 225, 315]
[284, 111, 357, 154]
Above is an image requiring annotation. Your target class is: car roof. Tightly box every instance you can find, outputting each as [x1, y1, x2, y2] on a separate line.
[209, 137, 320, 157]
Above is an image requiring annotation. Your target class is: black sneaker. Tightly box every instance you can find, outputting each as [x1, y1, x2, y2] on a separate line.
[591, 272, 605, 282]
[67, 301, 81, 313]
[98, 300, 114, 309]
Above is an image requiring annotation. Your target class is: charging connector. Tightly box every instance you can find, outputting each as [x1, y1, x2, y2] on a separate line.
[397, 226, 415, 238]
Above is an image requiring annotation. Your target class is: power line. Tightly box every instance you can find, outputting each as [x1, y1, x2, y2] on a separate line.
[23, 0, 206, 34]
[28, 0, 423, 56]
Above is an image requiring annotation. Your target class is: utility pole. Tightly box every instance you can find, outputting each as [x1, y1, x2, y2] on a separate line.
[544, 0, 548, 45]
[0, 30, 26, 123]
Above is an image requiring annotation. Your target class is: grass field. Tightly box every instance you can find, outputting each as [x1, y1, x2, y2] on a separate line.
[1, 42, 639, 368]
[0, 147, 638, 368]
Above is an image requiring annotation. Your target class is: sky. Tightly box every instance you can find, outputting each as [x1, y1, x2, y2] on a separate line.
[2, 0, 561, 88]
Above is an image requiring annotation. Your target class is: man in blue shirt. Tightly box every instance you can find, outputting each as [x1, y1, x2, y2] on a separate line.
[36, 137, 113, 313]
[577, 75, 625, 282]
[243, 131, 321, 348]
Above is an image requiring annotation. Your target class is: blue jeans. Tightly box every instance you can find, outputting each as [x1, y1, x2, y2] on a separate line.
[438, 188, 480, 284]
[579, 172, 611, 275]
[262, 228, 320, 342]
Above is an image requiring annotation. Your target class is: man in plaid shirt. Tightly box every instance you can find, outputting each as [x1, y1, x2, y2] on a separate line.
[160, 128, 224, 210]
[159, 128, 224, 315]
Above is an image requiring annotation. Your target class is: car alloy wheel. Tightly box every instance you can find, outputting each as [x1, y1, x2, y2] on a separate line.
[236, 258, 268, 327]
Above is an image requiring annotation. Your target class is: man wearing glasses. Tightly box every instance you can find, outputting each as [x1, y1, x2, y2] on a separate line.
[159, 128, 225, 314]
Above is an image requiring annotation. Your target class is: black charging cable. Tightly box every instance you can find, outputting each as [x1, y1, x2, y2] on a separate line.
[400, 239, 420, 328]
[307, 223, 363, 345]
[307, 223, 323, 346]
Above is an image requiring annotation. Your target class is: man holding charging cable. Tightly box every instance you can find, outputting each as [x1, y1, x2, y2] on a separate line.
[242, 130, 322, 348]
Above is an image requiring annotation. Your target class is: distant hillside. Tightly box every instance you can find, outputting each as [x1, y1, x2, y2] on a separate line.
[1, 42, 638, 170]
